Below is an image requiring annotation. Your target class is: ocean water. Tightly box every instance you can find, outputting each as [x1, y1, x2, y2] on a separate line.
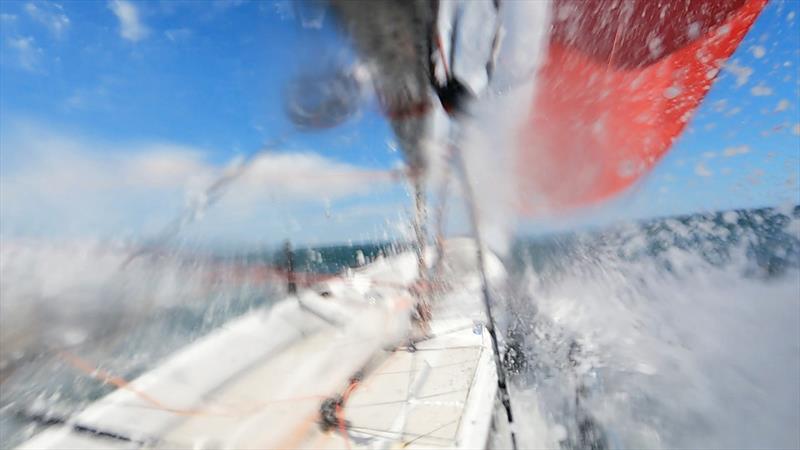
[503, 205, 800, 449]
[0, 206, 798, 448]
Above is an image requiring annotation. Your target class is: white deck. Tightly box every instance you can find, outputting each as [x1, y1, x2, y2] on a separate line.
[18, 239, 503, 450]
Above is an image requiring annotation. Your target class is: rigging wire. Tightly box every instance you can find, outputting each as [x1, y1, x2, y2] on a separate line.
[450, 136, 518, 449]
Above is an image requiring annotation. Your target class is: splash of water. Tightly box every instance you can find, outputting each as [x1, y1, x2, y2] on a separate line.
[0, 238, 281, 447]
[505, 207, 800, 449]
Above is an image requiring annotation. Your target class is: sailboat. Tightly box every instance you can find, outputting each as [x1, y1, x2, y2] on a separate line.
[17, 1, 766, 448]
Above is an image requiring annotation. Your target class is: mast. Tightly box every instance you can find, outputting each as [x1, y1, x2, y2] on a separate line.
[330, 0, 439, 317]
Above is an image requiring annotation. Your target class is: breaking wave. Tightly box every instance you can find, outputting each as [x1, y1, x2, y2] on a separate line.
[505, 205, 800, 449]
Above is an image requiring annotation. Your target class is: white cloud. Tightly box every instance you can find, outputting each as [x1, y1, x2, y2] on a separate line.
[749, 45, 765, 59]
[723, 145, 750, 157]
[213, 0, 246, 10]
[214, 0, 245, 9]
[775, 99, 790, 112]
[725, 60, 752, 87]
[750, 84, 773, 96]
[24, 2, 70, 38]
[108, 0, 148, 42]
[724, 106, 741, 117]
[694, 162, 712, 177]
[5, 36, 43, 71]
[164, 28, 191, 42]
[0, 121, 397, 239]
[272, 0, 294, 20]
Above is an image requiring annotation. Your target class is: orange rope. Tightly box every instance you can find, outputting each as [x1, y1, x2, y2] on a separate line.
[335, 378, 360, 450]
[58, 351, 216, 417]
[57, 282, 421, 448]
[59, 350, 327, 419]
[273, 296, 412, 449]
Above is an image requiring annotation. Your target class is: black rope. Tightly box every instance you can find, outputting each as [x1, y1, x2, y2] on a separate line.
[15, 409, 153, 446]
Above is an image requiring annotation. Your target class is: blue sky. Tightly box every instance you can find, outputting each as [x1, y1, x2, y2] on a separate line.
[632, 0, 800, 217]
[0, 0, 798, 244]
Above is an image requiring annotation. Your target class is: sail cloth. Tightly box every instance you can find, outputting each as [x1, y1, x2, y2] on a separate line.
[517, 0, 767, 214]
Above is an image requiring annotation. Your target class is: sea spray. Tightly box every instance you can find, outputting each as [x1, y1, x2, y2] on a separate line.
[505, 206, 800, 449]
[0, 239, 281, 447]
[441, 0, 552, 256]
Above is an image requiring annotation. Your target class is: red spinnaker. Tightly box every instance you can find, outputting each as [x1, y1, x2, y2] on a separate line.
[518, 0, 767, 214]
